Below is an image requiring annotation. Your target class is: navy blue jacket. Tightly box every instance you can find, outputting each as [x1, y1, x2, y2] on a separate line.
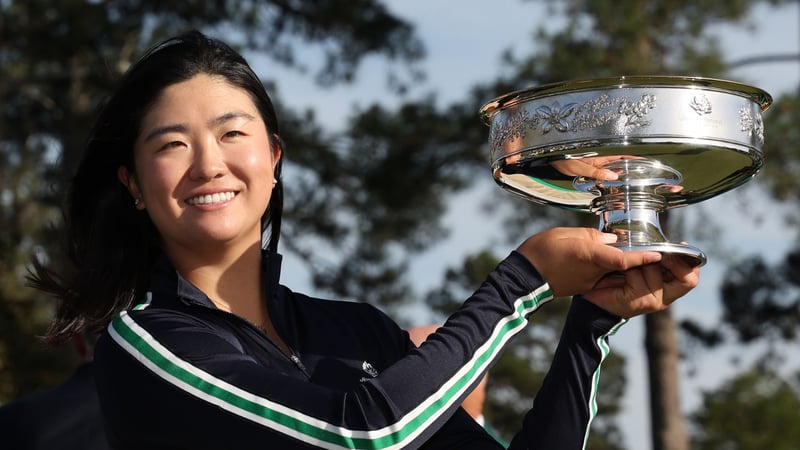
[94, 251, 625, 449]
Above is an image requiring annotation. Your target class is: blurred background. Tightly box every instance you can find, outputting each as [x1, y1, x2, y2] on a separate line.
[2, 1, 799, 449]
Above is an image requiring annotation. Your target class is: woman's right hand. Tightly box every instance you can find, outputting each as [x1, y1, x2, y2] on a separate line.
[583, 252, 700, 318]
[516, 227, 663, 297]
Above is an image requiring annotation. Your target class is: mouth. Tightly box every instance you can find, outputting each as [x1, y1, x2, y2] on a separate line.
[186, 191, 237, 206]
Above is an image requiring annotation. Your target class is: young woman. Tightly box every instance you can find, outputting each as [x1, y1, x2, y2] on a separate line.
[30, 31, 699, 449]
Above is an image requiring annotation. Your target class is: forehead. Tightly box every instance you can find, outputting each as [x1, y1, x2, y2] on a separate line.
[141, 74, 261, 130]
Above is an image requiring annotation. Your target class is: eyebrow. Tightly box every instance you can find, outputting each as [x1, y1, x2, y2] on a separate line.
[209, 111, 256, 128]
[142, 124, 187, 143]
[142, 111, 257, 143]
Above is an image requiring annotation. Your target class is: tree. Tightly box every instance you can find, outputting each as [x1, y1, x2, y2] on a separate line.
[279, 98, 488, 311]
[690, 367, 800, 449]
[680, 246, 800, 447]
[759, 94, 800, 203]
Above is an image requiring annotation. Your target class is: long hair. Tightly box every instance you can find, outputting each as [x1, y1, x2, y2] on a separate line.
[29, 31, 284, 344]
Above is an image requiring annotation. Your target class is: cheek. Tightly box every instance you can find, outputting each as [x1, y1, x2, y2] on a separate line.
[243, 146, 276, 179]
[137, 160, 181, 201]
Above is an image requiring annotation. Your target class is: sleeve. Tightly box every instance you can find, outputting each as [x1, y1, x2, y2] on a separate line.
[507, 296, 627, 450]
[94, 251, 553, 450]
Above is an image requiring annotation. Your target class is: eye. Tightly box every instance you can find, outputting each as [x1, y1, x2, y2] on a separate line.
[158, 140, 186, 152]
[223, 130, 245, 139]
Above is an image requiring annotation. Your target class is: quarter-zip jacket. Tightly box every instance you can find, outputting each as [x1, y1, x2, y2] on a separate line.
[94, 251, 625, 449]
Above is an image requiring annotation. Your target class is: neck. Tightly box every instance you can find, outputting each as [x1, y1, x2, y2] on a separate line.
[165, 240, 291, 355]
[167, 240, 265, 320]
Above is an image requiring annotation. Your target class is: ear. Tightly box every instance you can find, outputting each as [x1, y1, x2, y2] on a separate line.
[117, 166, 145, 210]
[271, 134, 283, 171]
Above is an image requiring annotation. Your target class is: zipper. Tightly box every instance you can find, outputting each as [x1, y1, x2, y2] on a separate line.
[289, 354, 311, 378]
[253, 320, 312, 380]
[198, 305, 313, 380]
[251, 321, 311, 380]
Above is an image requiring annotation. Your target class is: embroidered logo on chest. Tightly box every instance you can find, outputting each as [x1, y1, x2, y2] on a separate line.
[359, 360, 379, 382]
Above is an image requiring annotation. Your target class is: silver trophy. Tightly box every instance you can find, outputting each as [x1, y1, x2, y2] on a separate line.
[480, 76, 772, 266]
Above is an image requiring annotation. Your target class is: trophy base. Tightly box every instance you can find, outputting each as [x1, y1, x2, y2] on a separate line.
[585, 159, 707, 267]
[609, 241, 706, 267]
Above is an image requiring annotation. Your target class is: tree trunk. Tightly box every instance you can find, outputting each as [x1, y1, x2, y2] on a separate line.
[645, 308, 687, 450]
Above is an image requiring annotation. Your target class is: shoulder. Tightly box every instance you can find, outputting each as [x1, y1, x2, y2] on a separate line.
[95, 303, 248, 373]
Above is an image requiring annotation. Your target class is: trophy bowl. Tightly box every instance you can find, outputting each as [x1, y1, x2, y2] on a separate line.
[480, 76, 773, 266]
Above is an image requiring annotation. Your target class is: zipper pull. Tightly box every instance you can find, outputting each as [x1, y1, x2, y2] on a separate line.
[289, 354, 311, 378]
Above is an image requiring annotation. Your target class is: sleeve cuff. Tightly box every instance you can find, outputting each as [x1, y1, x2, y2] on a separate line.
[569, 296, 627, 336]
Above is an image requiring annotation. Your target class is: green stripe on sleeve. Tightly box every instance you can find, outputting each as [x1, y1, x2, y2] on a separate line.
[581, 318, 627, 449]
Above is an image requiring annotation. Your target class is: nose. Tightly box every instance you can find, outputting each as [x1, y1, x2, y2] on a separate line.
[189, 137, 228, 181]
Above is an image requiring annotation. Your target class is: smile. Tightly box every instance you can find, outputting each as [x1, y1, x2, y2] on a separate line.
[186, 191, 236, 205]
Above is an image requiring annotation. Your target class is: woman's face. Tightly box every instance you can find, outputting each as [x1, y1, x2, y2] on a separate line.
[119, 74, 280, 257]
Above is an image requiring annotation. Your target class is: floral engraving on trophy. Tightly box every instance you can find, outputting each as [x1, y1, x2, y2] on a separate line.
[690, 94, 713, 115]
[739, 105, 765, 144]
[489, 94, 660, 153]
[489, 109, 535, 153]
[615, 94, 657, 129]
[537, 102, 578, 133]
[555, 94, 658, 133]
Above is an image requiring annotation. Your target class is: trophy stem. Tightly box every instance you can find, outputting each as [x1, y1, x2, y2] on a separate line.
[574, 159, 707, 266]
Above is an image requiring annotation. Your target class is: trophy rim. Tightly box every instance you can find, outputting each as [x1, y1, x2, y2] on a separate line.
[479, 75, 773, 125]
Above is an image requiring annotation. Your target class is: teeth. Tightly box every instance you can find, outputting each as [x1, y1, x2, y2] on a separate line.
[187, 191, 235, 205]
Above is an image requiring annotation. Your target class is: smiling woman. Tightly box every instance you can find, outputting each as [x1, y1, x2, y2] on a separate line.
[26, 30, 700, 449]
[115, 73, 282, 338]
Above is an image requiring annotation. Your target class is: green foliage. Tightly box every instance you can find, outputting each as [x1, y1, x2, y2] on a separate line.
[680, 226, 800, 380]
[760, 93, 800, 203]
[504, 0, 748, 85]
[691, 368, 800, 449]
[719, 251, 800, 343]
[280, 95, 491, 308]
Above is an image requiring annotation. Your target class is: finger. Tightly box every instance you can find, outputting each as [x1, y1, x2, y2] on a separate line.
[661, 252, 694, 279]
[592, 272, 626, 290]
[616, 264, 665, 315]
[662, 253, 700, 287]
[584, 267, 655, 318]
[640, 263, 666, 306]
[664, 268, 700, 302]
[547, 227, 617, 244]
[589, 243, 662, 272]
[587, 166, 619, 181]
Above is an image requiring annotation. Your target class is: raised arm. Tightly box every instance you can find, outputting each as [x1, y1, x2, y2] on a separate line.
[508, 297, 625, 449]
[506, 246, 700, 450]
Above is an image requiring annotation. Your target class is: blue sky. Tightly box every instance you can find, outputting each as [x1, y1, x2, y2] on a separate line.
[251, 1, 800, 447]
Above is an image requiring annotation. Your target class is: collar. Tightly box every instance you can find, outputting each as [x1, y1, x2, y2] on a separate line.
[148, 251, 284, 310]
